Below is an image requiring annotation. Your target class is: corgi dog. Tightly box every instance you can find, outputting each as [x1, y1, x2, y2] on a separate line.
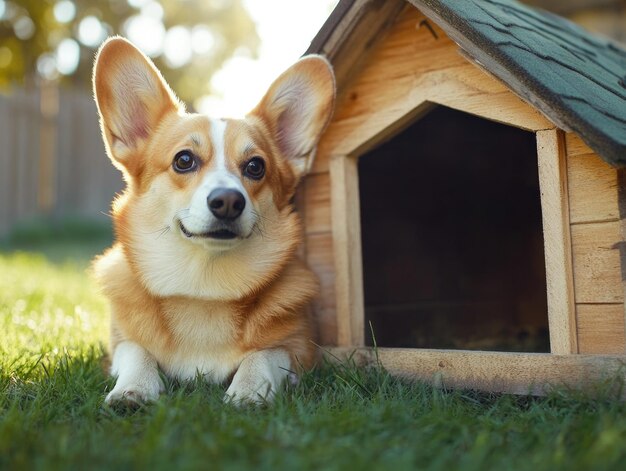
[92, 37, 335, 405]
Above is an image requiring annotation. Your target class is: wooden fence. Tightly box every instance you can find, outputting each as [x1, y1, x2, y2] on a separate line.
[0, 85, 123, 236]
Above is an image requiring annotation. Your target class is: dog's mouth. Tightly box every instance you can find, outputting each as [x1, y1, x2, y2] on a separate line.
[179, 221, 238, 240]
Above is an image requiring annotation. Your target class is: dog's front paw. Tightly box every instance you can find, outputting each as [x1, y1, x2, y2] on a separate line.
[105, 341, 164, 408]
[105, 382, 162, 407]
[224, 349, 292, 405]
[224, 371, 275, 405]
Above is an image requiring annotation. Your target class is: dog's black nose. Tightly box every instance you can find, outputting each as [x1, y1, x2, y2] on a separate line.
[207, 188, 246, 220]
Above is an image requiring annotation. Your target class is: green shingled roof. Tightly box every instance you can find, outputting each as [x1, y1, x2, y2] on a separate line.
[310, 0, 626, 166]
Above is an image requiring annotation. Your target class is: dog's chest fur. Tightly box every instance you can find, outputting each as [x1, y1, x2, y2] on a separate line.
[158, 298, 245, 382]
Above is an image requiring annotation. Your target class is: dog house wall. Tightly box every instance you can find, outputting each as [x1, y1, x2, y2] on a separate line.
[298, 4, 625, 356]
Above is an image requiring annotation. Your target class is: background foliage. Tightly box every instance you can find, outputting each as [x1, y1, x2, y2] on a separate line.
[0, 0, 259, 104]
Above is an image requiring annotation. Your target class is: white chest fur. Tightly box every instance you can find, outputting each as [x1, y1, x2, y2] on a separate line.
[157, 299, 245, 383]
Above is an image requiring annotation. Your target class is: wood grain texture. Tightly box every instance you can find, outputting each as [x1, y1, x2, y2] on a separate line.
[7, 90, 40, 230]
[330, 155, 365, 346]
[571, 221, 624, 303]
[306, 0, 407, 91]
[0, 97, 13, 234]
[326, 347, 626, 397]
[312, 6, 552, 174]
[567, 152, 619, 224]
[536, 130, 577, 354]
[305, 232, 337, 345]
[565, 133, 594, 157]
[303, 172, 331, 234]
[619, 169, 626, 345]
[293, 185, 307, 260]
[576, 304, 626, 354]
[38, 83, 58, 212]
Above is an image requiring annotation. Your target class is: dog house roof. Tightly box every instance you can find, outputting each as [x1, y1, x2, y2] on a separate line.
[307, 0, 626, 167]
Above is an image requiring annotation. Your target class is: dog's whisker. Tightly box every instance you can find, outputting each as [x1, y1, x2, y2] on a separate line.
[141, 226, 170, 235]
[251, 210, 275, 238]
[251, 222, 278, 242]
[251, 209, 275, 225]
[156, 226, 171, 240]
[252, 224, 262, 239]
[175, 208, 191, 219]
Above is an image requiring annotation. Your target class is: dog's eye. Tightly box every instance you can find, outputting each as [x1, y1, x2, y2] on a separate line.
[243, 157, 265, 180]
[173, 151, 197, 173]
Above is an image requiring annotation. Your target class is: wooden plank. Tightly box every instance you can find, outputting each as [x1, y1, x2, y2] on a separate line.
[0, 97, 10, 235]
[74, 92, 90, 215]
[82, 92, 121, 217]
[305, 232, 337, 345]
[576, 304, 625, 354]
[567, 152, 619, 224]
[55, 88, 74, 216]
[38, 83, 58, 213]
[536, 130, 577, 354]
[330, 155, 364, 346]
[15, 89, 40, 220]
[565, 132, 593, 157]
[326, 347, 626, 397]
[14, 90, 27, 219]
[571, 221, 623, 303]
[616, 168, 626, 324]
[293, 184, 307, 260]
[4, 94, 19, 233]
[313, 7, 552, 173]
[307, 0, 407, 91]
[304, 172, 331, 234]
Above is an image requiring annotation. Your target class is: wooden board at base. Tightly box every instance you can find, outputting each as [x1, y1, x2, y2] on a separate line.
[325, 347, 626, 397]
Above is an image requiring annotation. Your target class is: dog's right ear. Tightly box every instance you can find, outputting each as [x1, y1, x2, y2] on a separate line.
[93, 37, 182, 169]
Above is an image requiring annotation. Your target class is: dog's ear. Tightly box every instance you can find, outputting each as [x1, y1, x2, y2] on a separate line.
[93, 37, 182, 168]
[250, 55, 335, 179]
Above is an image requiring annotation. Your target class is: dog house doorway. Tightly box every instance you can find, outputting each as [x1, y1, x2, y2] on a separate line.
[359, 105, 550, 352]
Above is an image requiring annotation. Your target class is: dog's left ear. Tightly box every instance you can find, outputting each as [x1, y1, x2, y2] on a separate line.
[250, 55, 335, 179]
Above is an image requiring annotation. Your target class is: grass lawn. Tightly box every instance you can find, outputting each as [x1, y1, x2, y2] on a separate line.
[2, 228, 626, 470]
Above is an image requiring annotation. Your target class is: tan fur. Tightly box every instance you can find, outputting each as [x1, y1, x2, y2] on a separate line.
[92, 37, 335, 400]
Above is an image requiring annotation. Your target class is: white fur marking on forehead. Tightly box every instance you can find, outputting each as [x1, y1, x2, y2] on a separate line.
[209, 118, 227, 170]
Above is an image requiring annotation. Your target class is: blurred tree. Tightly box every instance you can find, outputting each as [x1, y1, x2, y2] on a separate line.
[0, 0, 259, 105]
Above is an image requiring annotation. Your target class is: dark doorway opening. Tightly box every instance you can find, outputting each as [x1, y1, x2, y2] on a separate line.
[359, 106, 549, 352]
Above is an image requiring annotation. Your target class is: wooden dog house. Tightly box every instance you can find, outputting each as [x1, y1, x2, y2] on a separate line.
[299, 0, 626, 394]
